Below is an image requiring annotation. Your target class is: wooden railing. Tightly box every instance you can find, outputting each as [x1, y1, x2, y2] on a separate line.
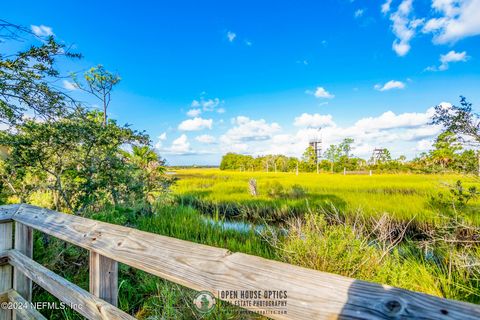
[1, 204, 479, 320]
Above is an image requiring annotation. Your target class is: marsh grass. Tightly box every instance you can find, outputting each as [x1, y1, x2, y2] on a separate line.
[32, 205, 273, 319]
[29, 169, 480, 318]
[173, 169, 480, 225]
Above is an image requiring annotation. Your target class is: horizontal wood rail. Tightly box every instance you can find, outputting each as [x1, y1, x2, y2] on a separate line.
[5, 289, 47, 320]
[1, 204, 480, 319]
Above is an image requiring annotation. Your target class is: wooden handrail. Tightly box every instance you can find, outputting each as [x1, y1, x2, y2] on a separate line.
[1, 204, 480, 319]
[5, 289, 47, 320]
[7, 249, 134, 320]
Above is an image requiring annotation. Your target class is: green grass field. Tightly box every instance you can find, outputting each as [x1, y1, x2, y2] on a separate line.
[172, 168, 480, 225]
[31, 168, 480, 318]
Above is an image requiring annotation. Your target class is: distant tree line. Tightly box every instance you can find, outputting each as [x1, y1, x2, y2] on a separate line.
[220, 117, 480, 175]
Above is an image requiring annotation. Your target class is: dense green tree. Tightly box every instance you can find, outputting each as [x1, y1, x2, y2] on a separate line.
[430, 131, 462, 168]
[0, 109, 149, 213]
[0, 35, 80, 126]
[302, 146, 317, 171]
[324, 144, 341, 173]
[432, 97, 480, 175]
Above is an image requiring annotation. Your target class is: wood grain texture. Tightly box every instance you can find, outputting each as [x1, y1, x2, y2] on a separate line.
[8, 249, 135, 320]
[89, 252, 118, 306]
[9, 204, 480, 320]
[7, 289, 47, 320]
[0, 205, 20, 223]
[14, 222, 33, 301]
[0, 222, 13, 320]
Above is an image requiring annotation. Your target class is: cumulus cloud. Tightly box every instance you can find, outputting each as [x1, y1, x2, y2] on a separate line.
[62, 80, 77, 91]
[220, 116, 281, 144]
[306, 87, 335, 99]
[374, 80, 406, 91]
[416, 139, 434, 152]
[154, 132, 168, 149]
[382, 0, 393, 14]
[354, 108, 435, 131]
[31, 25, 54, 37]
[195, 134, 216, 144]
[384, 0, 480, 55]
[178, 117, 213, 131]
[227, 31, 236, 42]
[186, 108, 202, 117]
[168, 134, 191, 154]
[388, 0, 423, 56]
[219, 106, 443, 159]
[293, 113, 335, 128]
[440, 50, 469, 70]
[423, 0, 480, 44]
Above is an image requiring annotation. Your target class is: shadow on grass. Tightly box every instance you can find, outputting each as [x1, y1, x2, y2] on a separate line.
[175, 193, 347, 223]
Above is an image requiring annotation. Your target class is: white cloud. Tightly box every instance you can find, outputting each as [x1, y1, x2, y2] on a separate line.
[212, 105, 445, 160]
[227, 31, 236, 42]
[186, 108, 202, 117]
[426, 50, 469, 71]
[168, 134, 191, 154]
[158, 132, 167, 140]
[439, 50, 468, 70]
[306, 86, 335, 99]
[62, 80, 77, 91]
[158, 132, 167, 141]
[220, 116, 281, 144]
[195, 134, 216, 144]
[382, 0, 393, 14]
[245, 40, 253, 46]
[190, 97, 223, 112]
[354, 9, 365, 18]
[31, 25, 54, 37]
[217, 107, 226, 114]
[388, 0, 424, 56]
[354, 108, 435, 131]
[178, 117, 213, 131]
[293, 113, 335, 128]
[154, 132, 168, 149]
[416, 139, 434, 152]
[374, 80, 406, 91]
[384, 0, 480, 55]
[423, 0, 480, 43]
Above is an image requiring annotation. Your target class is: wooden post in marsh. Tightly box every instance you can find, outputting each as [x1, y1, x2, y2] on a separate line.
[14, 222, 33, 301]
[248, 179, 258, 197]
[0, 222, 13, 320]
[89, 251, 118, 306]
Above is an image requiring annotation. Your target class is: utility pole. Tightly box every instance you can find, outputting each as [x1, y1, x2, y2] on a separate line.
[477, 150, 480, 177]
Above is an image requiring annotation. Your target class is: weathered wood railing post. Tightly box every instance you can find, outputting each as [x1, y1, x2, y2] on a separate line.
[0, 221, 13, 320]
[14, 222, 33, 301]
[89, 252, 118, 306]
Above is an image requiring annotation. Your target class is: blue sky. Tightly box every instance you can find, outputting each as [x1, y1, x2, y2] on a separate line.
[3, 0, 480, 165]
